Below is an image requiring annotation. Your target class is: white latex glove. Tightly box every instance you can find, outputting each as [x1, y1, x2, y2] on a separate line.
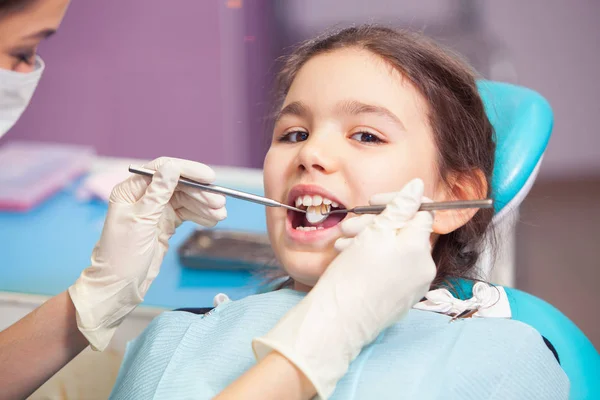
[68, 157, 226, 351]
[253, 179, 436, 399]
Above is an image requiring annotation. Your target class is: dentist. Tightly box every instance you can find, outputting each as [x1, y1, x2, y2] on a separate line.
[0, 1, 227, 398]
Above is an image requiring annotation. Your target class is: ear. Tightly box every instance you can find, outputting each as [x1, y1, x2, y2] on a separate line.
[432, 169, 488, 235]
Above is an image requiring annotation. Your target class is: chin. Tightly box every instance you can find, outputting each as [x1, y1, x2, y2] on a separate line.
[265, 187, 348, 289]
[278, 249, 336, 289]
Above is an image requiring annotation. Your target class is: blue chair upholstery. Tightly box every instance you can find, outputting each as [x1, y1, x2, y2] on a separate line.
[478, 81, 553, 220]
[507, 288, 600, 399]
[479, 81, 600, 399]
[452, 278, 599, 400]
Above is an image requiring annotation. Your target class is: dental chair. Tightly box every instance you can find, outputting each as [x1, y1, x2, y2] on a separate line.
[178, 81, 600, 399]
[464, 81, 599, 399]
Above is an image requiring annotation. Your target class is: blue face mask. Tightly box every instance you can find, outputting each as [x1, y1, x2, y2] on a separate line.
[0, 55, 44, 138]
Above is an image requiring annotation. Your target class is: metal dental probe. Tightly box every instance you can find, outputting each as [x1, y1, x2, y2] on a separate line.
[129, 166, 493, 214]
[323, 199, 493, 215]
[128, 165, 305, 213]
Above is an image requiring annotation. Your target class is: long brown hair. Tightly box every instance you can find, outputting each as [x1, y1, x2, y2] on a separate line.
[270, 25, 495, 288]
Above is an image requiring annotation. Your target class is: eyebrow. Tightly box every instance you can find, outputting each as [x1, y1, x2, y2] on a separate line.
[24, 28, 57, 40]
[275, 101, 311, 122]
[337, 99, 406, 130]
[275, 99, 406, 130]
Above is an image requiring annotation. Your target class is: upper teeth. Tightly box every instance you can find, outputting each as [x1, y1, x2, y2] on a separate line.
[295, 195, 339, 208]
[293, 194, 341, 225]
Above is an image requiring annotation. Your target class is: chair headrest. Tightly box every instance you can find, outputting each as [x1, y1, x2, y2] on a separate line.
[478, 81, 553, 219]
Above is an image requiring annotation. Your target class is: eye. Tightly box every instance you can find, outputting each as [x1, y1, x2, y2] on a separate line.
[14, 51, 35, 66]
[278, 130, 309, 143]
[350, 131, 384, 144]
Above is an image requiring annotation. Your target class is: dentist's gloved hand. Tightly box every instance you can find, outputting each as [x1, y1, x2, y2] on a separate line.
[253, 179, 435, 399]
[68, 157, 226, 351]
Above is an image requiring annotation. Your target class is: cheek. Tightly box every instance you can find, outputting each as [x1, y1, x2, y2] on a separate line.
[263, 149, 288, 249]
[347, 146, 440, 200]
[265, 208, 277, 241]
[0, 53, 15, 71]
[263, 149, 281, 199]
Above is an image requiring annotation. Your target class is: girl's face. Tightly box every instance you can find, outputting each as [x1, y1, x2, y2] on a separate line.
[264, 48, 443, 290]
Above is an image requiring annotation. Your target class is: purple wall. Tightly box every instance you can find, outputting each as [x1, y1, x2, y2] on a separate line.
[3, 0, 264, 167]
[243, 1, 279, 168]
[483, 0, 600, 179]
[5, 1, 599, 174]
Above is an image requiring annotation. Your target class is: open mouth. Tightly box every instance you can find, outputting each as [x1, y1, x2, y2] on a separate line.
[289, 194, 347, 231]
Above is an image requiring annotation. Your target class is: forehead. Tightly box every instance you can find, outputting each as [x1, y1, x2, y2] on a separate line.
[284, 48, 429, 124]
[0, 0, 69, 34]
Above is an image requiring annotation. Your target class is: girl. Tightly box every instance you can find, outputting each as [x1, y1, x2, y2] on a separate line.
[109, 26, 568, 399]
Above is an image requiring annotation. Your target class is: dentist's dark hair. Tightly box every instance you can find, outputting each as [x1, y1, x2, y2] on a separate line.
[271, 25, 496, 289]
[0, 0, 37, 15]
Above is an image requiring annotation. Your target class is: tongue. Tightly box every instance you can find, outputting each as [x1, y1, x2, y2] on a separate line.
[320, 213, 345, 228]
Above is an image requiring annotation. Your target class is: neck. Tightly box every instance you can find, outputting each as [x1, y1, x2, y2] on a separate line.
[292, 280, 313, 293]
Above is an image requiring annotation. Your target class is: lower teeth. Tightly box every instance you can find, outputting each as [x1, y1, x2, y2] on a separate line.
[295, 226, 324, 231]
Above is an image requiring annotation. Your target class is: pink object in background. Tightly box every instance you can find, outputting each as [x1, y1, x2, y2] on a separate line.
[77, 165, 132, 203]
[0, 141, 94, 211]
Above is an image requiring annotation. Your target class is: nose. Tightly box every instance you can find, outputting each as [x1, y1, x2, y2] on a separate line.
[14, 63, 35, 73]
[296, 131, 340, 175]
